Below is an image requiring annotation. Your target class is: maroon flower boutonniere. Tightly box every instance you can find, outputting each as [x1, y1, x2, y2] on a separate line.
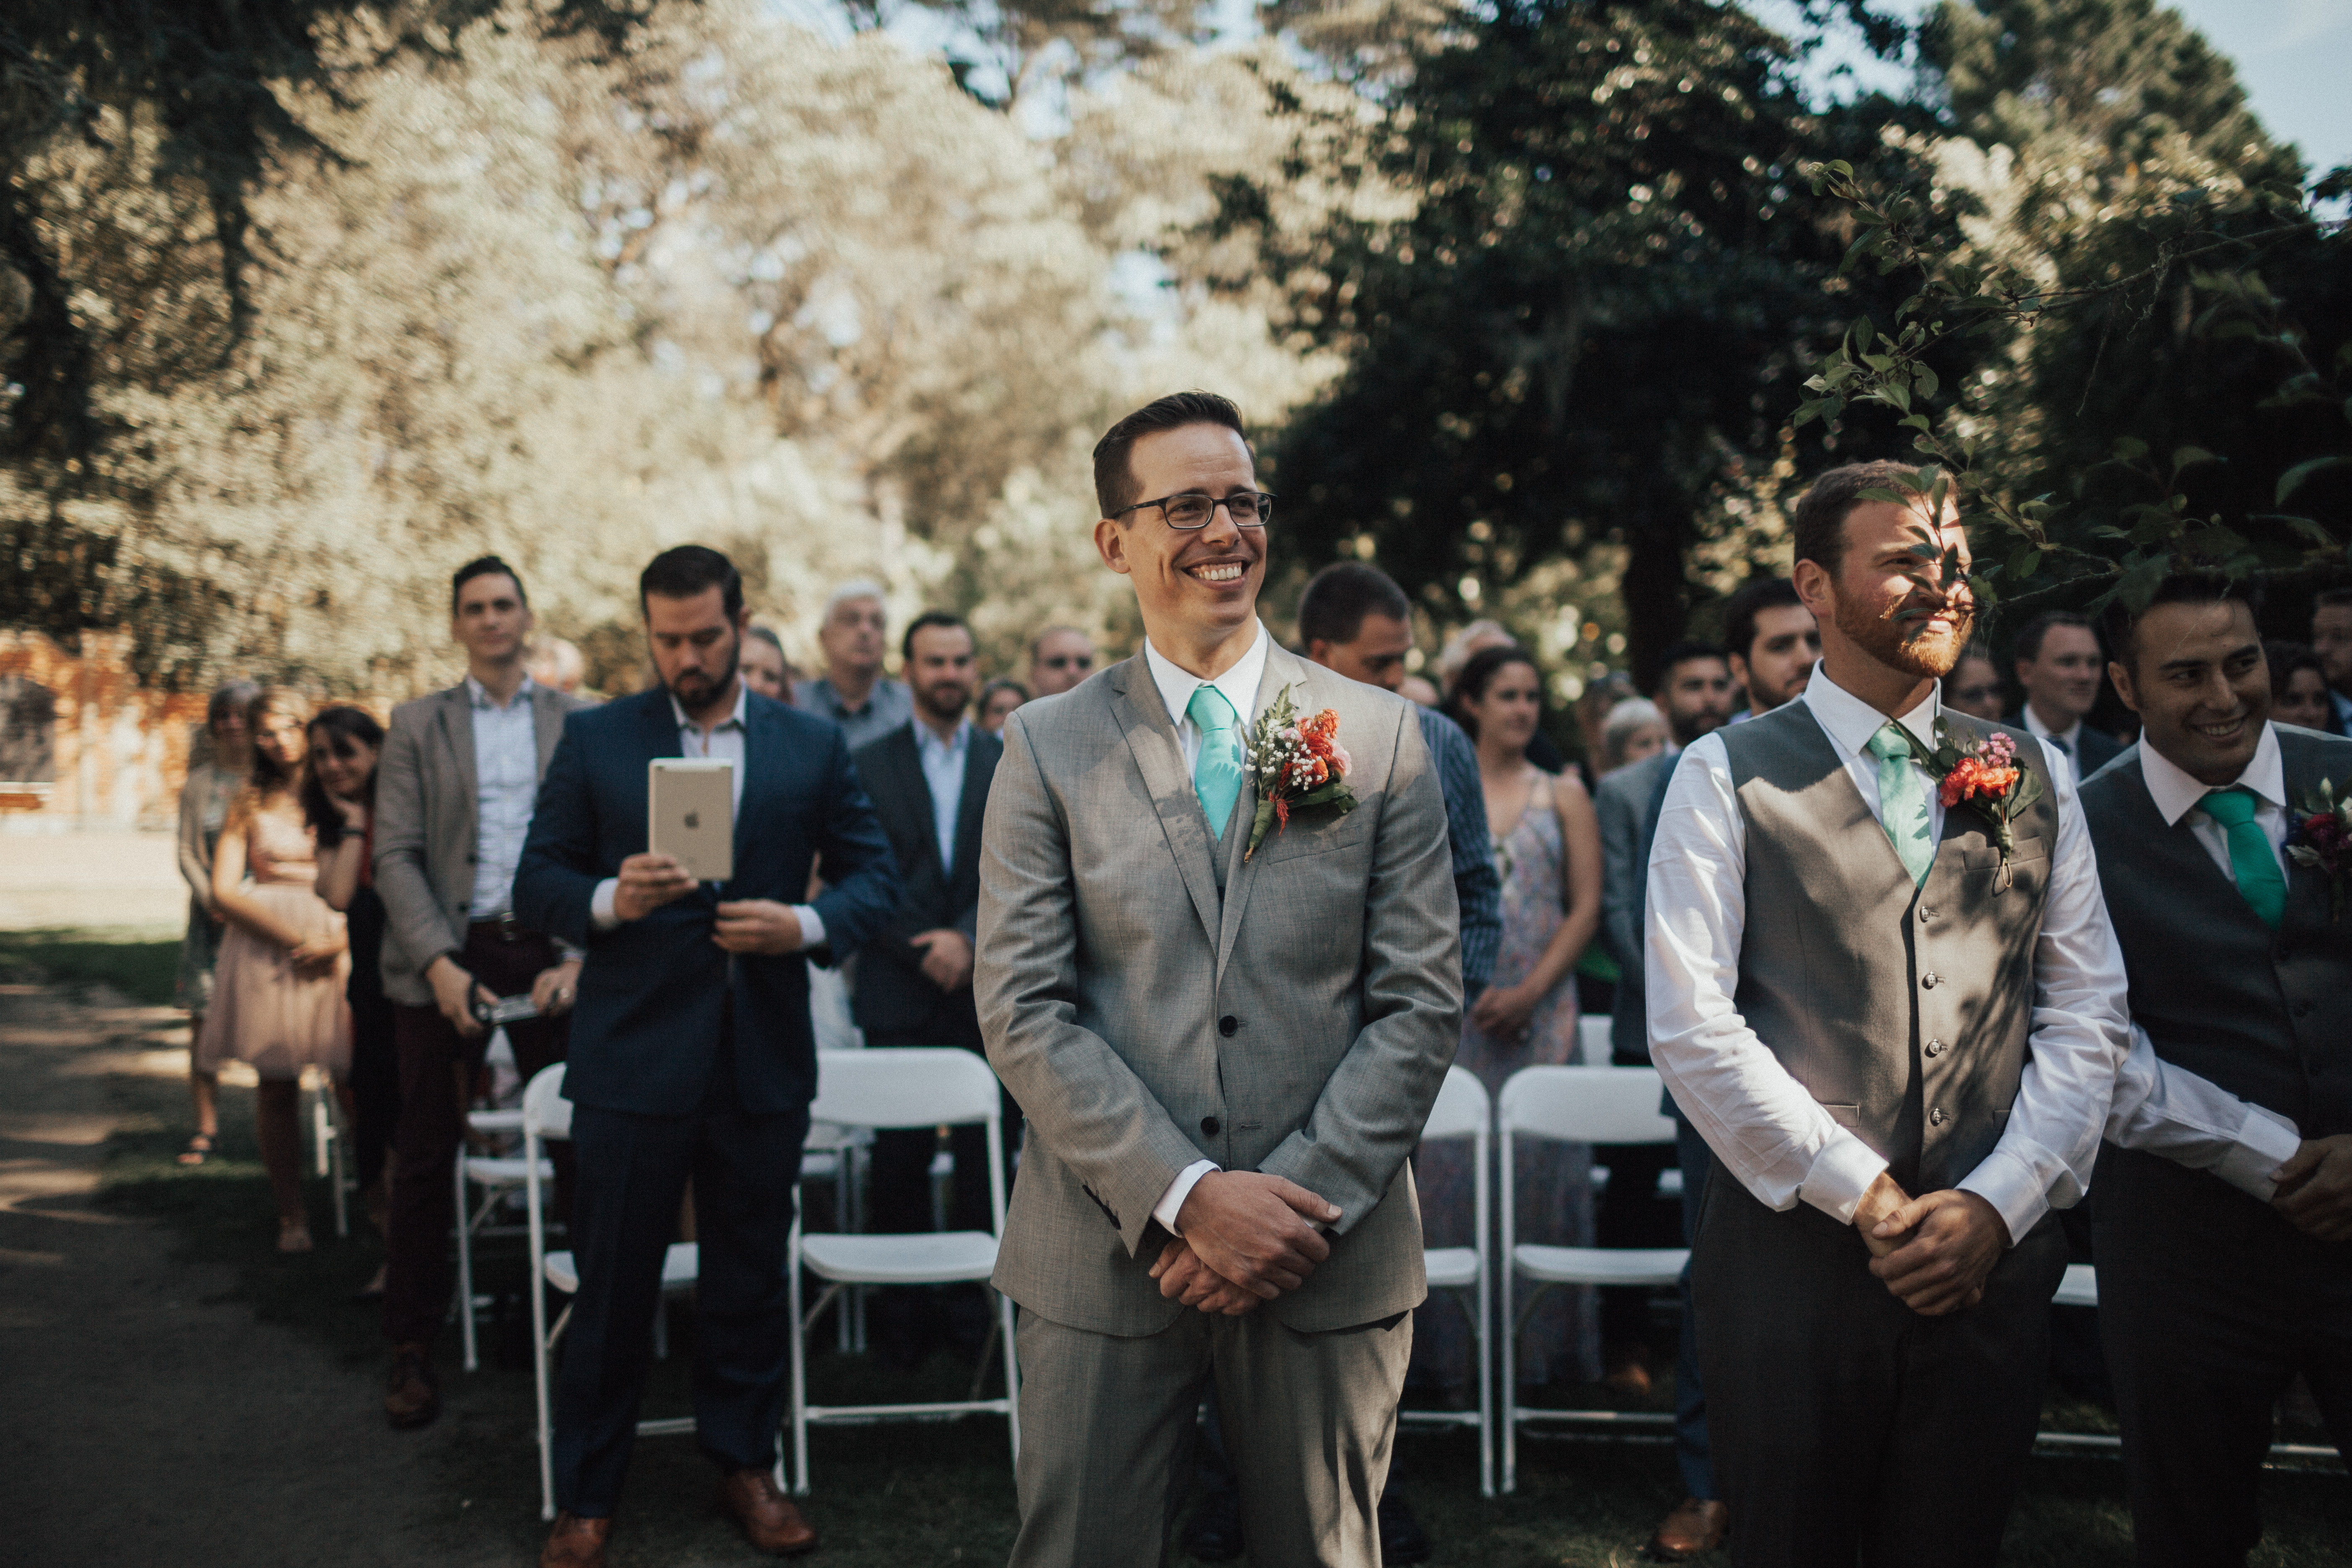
[1894, 720, 2046, 889]
[2284, 777, 2352, 923]
[1244, 684, 1359, 860]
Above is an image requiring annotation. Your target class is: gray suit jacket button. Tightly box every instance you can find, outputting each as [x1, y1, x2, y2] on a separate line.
[1218, 1016, 1238, 1037]
[1924, 1038, 1943, 1057]
[1201, 1116, 1220, 1135]
[1921, 973, 1940, 989]
[1929, 1107, 1946, 1126]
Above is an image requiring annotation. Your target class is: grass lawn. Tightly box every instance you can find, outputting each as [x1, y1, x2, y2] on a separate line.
[13, 929, 2339, 1566]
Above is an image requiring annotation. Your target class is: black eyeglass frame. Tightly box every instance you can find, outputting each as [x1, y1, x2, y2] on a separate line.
[1108, 490, 1276, 530]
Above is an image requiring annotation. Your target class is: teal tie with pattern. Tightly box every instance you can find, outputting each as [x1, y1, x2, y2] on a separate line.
[2200, 786, 2286, 929]
[1187, 685, 1245, 839]
[1865, 722, 1936, 887]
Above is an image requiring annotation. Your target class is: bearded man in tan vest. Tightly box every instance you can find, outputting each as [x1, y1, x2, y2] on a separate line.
[1644, 463, 2132, 1566]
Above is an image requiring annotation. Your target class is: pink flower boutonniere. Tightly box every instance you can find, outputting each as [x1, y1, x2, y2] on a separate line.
[1896, 720, 2047, 889]
[2284, 776, 2352, 923]
[1244, 684, 1359, 860]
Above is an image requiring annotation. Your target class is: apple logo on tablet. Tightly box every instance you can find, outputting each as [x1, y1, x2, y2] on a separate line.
[684, 812, 700, 830]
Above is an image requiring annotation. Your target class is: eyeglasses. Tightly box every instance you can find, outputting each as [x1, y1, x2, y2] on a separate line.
[1039, 654, 1092, 671]
[1110, 490, 1275, 530]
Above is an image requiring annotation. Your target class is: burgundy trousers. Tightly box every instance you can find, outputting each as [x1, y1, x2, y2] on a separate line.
[381, 925, 568, 1349]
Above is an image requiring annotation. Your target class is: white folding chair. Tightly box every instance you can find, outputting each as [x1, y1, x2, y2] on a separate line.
[453, 1105, 553, 1371]
[1575, 1014, 1614, 1065]
[524, 1064, 701, 1521]
[304, 1065, 351, 1238]
[799, 1119, 874, 1353]
[2052, 1263, 2098, 1309]
[787, 1047, 1017, 1495]
[1498, 1064, 1689, 1493]
[1398, 1065, 1496, 1496]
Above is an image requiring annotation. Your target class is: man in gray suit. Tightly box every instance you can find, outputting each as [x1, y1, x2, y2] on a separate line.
[977, 392, 1461, 1567]
[372, 556, 587, 1428]
[1648, 463, 2129, 1566]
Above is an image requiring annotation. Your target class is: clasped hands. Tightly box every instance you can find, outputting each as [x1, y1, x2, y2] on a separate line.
[612, 851, 806, 955]
[1148, 1171, 1343, 1316]
[1853, 1171, 2007, 1316]
[2272, 1135, 2352, 1243]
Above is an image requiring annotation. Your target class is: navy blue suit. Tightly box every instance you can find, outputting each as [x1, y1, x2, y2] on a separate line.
[513, 685, 897, 1514]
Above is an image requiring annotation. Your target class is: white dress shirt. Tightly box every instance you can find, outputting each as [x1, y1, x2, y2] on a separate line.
[2136, 720, 2288, 882]
[1645, 668, 2131, 1244]
[914, 718, 972, 872]
[468, 675, 541, 918]
[588, 683, 825, 945]
[2020, 703, 2088, 786]
[1138, 622, 1271, 1235]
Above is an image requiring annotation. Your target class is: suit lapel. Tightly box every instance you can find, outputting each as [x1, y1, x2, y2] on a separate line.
[950, 730, 995, 881]
[438, 685, 479, 808]
[1107, 658, 1222, 952]
[530, 686, 565, 776]
[1213, 645, 1313, 982]
[896, 727, 944, 879]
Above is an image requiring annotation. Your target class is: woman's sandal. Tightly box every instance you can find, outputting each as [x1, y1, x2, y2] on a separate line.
[175, 1132, 217, 1167]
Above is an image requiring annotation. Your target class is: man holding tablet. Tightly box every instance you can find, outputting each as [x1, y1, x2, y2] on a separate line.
[516, 545, 898, 1568]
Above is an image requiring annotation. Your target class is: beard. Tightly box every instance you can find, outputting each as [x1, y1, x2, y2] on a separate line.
[667, 640, 742, 712]
[1833, 584, 1976, 681]
[918, 680, 972, 725]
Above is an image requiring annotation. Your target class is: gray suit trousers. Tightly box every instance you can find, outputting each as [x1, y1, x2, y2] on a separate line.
[1007, 1306, 1411, 1568]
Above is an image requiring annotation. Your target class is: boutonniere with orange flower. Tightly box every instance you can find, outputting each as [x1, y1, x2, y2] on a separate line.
[1244, 684, 1359, 860]
[1892, 720, 2046, 889]
[2284, 776, 2352, 923]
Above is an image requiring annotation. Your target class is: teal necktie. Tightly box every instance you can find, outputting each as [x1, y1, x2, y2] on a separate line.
[1187, 685, 1245, 839]
[1865, 722, 1935, 887]
[2200, 787, 2285, 929]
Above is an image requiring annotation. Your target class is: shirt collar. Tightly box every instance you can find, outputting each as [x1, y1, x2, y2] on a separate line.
[2138, 720, 2285, 827]
[1801, 666, 1938, 759]
[2020, 704, 2080, 747]
[465, 674, 537, 712]
[914, 717, 970, 759]
[670, 682, 748, 734]
[1143, 622, 1271, 733]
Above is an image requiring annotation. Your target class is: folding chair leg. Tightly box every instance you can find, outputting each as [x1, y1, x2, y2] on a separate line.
[456, 1147, 480, 1372]
[787, 1223, 810, 1496]
[328, 1093, 349, 1239]
[999, 1288, 1021, 1464]
[653, 1295, 669, 1360]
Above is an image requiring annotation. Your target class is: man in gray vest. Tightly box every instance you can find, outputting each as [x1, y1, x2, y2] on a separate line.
[2083, 574, 2352, 1565]
[1646, 461, 2130, 1566]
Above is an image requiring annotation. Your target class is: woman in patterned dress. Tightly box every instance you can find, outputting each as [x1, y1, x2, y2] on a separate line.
[199, 689, 351, 1252]
[173, 680, 261, 1166]
[1414, 645, 1605, 1390]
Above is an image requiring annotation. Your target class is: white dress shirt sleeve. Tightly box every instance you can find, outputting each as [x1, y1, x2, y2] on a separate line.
[1645, 737, 1893, 1223]
[1153, 1159, 1220, 1234]
[1950, 737, 2133, 1243]
[2105, 1024, 2303, 1199]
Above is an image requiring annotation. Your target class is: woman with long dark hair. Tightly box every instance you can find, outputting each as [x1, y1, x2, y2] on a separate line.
[199, 689, 351, 1252]
[174, 680, 261, 1166]
[309, 705, 394, 1288]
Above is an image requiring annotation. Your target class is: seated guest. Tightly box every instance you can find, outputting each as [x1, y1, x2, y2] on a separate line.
[200, 687, 351, 1254]
[1025, 625, 1095, 697]
[794, 580, 911, 749]
[2086, 576, 2352, 1566]
[975, 676, 1028, 735]
[516, 545, 897, 1568]
[2011, 610, 2120, 783]
[849, 609, 1013, 1368]
[1945, 641, 2006, 722]
[740, 624, 796, 701]
[173, 679, 260, 1168]
[1600, 698, 1669, 774]
[308, 704, 396, 1289]
[2267, 640, 2332, 732]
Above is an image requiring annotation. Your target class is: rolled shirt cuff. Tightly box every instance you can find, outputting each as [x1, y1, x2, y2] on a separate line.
[1955, 1146, 2049, 1246]
[793, 904, 827, 951]
[2213, 1105, 2304, 1201]
[1796, 1130, 1890, 1225]
[1153, 1159, 1220, 1235]
[590, 878, 620, 931]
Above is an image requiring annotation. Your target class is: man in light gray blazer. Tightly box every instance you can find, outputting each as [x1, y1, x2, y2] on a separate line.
[977, 392, 1461, 1568]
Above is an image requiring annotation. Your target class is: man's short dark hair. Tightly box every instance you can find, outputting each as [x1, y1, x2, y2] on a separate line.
[1297, 562, 1412, 650]
[1789, 461, 1934, 576]
[1653, 640, 1728, 691]
[2101, 573, 2259, 677]
[451, 555, 527, 616]
[639, 545, 742, 618]
[1092, 391, 1249, 518]
[2315, 587, 2352, 614]
[1722, 578, 1803, 667]
[2012, 610, 2094, 665]
[902, 610, 971, 664]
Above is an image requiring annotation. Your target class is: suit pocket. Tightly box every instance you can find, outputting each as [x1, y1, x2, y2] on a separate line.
[1962, 834, 2047, 872]
[1253, 811, 1372, 865]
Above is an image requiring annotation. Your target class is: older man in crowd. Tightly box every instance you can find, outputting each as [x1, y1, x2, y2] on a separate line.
[1027, 626, 1098, 698]
[794, 580, 913, 750]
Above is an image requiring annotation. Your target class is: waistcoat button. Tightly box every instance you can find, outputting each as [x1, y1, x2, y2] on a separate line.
[1924, 1039, 1943, 1057]
[1201, 1116, 1221, 1135]
[2293, 1001, 2315, 1019]
[1921, 973, 1939, 989]
[1929, 1107, 1946, 1126]
[1218, 1016, 1239, 1037]
[1919, 907, 1935, 922]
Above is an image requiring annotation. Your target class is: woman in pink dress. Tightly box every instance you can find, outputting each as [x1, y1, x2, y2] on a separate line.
[198, 689, 351, 1252]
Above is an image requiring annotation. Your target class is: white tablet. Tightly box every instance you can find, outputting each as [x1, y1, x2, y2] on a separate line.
[648, 758, 734, 881]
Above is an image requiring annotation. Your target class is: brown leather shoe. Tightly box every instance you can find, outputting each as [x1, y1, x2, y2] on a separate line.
[717, 1467, 819, 1555]
[384, 1343, 438, 1430]
[1602, 1344, 1655, 1397]
[539, 1511, 611, 1568]
[1645, 1497, 1729, 1560]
